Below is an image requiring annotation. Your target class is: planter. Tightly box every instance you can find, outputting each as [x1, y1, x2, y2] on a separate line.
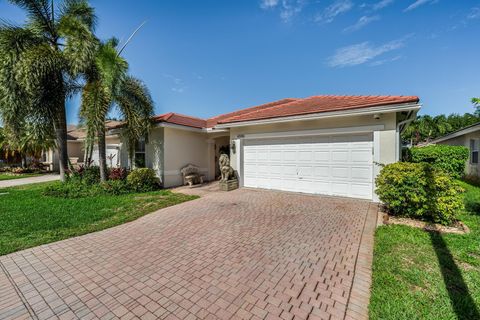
[219, 179, 239, 191]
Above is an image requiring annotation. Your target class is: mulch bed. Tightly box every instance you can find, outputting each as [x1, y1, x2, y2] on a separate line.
[382, 213, 470, 234]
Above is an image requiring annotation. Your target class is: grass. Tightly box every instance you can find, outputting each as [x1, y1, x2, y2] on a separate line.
[0, 173, 43, 181]
[369, 181, 480, 320]
[0, 182, 198, 256]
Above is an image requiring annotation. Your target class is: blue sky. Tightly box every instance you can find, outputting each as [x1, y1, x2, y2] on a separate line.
[1, 0, 480, 124]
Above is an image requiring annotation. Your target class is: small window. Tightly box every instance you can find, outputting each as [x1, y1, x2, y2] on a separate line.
[470, 139, 478, 164]
[134, 139, 146, 168]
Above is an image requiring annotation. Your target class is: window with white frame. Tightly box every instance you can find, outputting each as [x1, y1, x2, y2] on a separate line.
[470, 139, 479, 164]
[134, 138, 146, 168]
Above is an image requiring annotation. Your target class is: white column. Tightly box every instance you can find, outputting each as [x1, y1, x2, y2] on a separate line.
[233, 138, 243, 187]
[373, 131, 381, 202]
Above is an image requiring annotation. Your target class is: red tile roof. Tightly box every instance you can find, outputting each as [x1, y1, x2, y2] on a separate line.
[153, 112, 207, 129]
[215, 95, 419, 125]
[151, 95, 419, 129]
[205, 98, 297, 128]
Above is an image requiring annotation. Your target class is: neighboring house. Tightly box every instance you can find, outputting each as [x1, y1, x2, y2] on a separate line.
[432, 122, 480, 177]
[42, 121, 123, 171]
[112, 95, 420, 201]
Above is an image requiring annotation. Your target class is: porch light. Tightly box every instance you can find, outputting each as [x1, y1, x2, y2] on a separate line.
[230, 140, 236, 154]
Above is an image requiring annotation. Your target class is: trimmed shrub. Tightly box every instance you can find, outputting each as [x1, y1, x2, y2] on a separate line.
[376, 162, 464, 225]
[127, 168, 160, 192]
[407, 145, 469, 178]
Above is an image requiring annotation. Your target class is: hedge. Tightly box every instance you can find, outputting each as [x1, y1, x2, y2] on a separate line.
[407, 145, 469, 178]
[376, 162, 464, 225]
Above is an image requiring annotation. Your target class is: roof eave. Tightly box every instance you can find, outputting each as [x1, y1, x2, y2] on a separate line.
[213, 102, 422, 129]
[432, 123, 480, 143]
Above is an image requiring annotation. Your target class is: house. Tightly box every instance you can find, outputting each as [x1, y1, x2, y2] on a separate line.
[42, 121, 124, 171]
[432, 122, 480, 177]
[114, 95, 421, 201]
[47, 95, 420, 200]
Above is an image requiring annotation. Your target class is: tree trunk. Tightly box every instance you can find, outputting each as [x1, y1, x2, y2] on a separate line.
[21, 155, 27, 168]
[54, 102, 69, 182]
[97, 128, 107, 182]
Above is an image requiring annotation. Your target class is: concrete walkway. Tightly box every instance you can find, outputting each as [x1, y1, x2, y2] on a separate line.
[0, 174, 60, 189]
[0, 188, 377, 320]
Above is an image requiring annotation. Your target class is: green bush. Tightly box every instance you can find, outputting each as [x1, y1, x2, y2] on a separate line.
[127, 168, 160, 192]
[407, 145, 469, 178]
[376, 162, 464, 225]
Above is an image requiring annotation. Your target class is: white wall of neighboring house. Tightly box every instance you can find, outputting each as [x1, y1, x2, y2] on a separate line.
[436, 132, 480, 177]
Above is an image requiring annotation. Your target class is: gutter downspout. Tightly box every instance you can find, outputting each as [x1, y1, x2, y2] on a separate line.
[395, 110, 418, 161]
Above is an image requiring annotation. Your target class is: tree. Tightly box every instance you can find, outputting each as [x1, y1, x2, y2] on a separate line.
[402, 112, 480, 145]
[80, 39, 153, 181]
[473, 98, 480, 116]
[0, 0, 97, 181]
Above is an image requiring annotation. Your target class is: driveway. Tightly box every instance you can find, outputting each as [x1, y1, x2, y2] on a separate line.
[0, 188, 377, 320]
[0, 174, 60, 189]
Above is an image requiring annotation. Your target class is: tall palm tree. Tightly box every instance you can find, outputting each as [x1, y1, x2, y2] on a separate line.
[80, 39, 153, 181]
[0, 0, 97, 181]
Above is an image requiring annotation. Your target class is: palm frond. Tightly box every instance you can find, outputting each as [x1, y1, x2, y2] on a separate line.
[9, 0, 55, 39]
[116, 76, 154, 156]
[58, 0, 96, 31]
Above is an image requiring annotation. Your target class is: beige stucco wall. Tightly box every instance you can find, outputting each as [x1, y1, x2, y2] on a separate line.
[437, 132, 480, 176]
[228, 113, 398, 172]
[145, 127, 165, 182]
[163, 127, 210, 187]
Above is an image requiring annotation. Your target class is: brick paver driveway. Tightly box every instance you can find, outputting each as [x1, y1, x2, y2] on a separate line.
[0, 189, 377, 320]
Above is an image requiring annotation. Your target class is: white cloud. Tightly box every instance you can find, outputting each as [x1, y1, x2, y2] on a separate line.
[163, 74, 187, 93]
[404, 0, 437, 12]
[369, 55, 402, 66]
[468, 7, 480, 20]
[372, 0, 394, 11]
[344, 15, 380, 32]
[260, 0, 280, 9]
[327, 38, 408, 67]
[260, 0, 306, 22]
[315, 0, 354, 24]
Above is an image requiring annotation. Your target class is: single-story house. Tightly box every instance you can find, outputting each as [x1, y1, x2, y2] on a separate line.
[109, 94, 420, 201]
[42, 121, 123, 171]
[432, 122, 480, 177]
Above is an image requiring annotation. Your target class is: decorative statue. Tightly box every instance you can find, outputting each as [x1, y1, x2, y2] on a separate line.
[219, 154, 235, 182]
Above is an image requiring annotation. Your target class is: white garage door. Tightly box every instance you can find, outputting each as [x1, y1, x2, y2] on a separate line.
[243, 133, 374, 199]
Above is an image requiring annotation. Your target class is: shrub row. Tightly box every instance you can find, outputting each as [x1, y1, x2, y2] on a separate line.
[406, 145, 469, 178]
[376, 162, 464, 225]
[44, 167, 160, 198]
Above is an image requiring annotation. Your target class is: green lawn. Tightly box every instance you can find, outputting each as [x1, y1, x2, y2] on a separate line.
[0, 182, 198, 256]
[369, 181, 480, 320]
[0, 173, 43, 181]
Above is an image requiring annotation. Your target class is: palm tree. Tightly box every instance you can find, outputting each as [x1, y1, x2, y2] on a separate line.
[0, 0, 97, 181]
[80, 39, 153, 181]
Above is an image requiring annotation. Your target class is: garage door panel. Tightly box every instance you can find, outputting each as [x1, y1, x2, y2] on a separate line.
[332, 182, 349, 196]
[298, 151, 313, 161]
[283, 165, 297, 176]
[332, 151, 349, 162]
[314, 151, 330, 161]
[351, 183, 373, 198]
[351, 167, 373, 181]
[313, 166, 330, 178]
[331, 166, 349, 179]
[243, 133, 373, 199]
[351, 150, 372, 163]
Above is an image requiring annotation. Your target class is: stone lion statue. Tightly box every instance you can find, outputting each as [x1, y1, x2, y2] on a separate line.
[219, 153, 235, 182]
